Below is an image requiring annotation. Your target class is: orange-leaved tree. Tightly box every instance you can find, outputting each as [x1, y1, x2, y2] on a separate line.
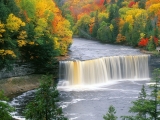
[14, 0, 73, 72]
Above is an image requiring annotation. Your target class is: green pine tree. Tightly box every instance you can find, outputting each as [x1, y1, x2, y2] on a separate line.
[121, 22, 129, 36]
[97, 22, 112, 43]
[111, 19, 119, 43]
[145, 19, 153, 38]
[0, 1, 10, 22]
[91, 10, 99, 38]
[24, 75, 67, 120]
[108, 5, 114, 23]
[121, 68, 160, 120]
[122, 85, 150, 120]
[103, 105, 118, 120]
[5, 0, 20, 17]
[148, 68, 160, 120]
[0, 90, 14, 120]
[130, 14, 146, 46]
[138, 0, 146, 9]
[125, 31, 131, 45]
[130, 85, 148, 116]
[117, 0, 124, 8]
[0, 0, 21, 22]
[131, 21, 140, 46]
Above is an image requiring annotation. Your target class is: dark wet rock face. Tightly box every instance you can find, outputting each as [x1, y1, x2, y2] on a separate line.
[150, 55, 160, 69]
[0, 62, 35, 79]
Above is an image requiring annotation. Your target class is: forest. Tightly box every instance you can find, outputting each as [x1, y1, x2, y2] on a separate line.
[0, 0, 160, 120]
[0, 0, 73, 71]
[59, 0, 160, 49]
[0, 0, 160, 71]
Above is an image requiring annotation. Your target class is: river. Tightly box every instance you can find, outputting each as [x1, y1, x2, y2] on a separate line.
[10, 38, 151, 120]
[68, 38, 144, 60]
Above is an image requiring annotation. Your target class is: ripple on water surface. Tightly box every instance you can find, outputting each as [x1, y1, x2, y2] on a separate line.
[58, 80, 150, 120]
[10, 38, 150, 120]
[69, 38, 144, 60]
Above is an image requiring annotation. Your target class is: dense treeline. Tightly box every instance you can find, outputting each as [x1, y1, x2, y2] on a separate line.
[61, 0, 160, 50]
[2, 0, 159, 71]
[0, 0, 73, 71]
[1, 0, 160, 70]
[0, 1, 73, 119]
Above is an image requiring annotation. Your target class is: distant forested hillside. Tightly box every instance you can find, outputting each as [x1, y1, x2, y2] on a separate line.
[1, 0, 160, 71]
[61, 0, 160, 50]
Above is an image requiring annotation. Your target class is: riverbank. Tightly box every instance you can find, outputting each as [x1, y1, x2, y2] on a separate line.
[0, 74, 41, 98]
[0, 39, 159, 98]
[8, 38, 160, 120]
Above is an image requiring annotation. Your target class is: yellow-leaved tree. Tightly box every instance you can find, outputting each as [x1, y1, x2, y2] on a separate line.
[0, 21, 5, 39]
[148, 3, 160, 15]
[17, 0, 73, 56]
[146, 0, 160, 9]
[17, 30, 28, 47]
[123, 8, 148, 30]
[34, 0, 73, 55]
[0, 14, 26, 60]
[34, 18, 48, 37]
[52, 15, 73, 55]
[6, 14, 25, 32]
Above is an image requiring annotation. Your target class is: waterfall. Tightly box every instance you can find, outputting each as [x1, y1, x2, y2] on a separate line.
[59, 55, 150, 85]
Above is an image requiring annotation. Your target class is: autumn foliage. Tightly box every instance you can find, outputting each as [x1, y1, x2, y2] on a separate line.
[128, 1, 136, 8]
[138, 38, 149, 47]
[0, 0, 73, 71]
[1, 0, 160, 70]
[62, 0, 160, 50]
[138, 37, 159, 47]
[154, 37, 159, 46]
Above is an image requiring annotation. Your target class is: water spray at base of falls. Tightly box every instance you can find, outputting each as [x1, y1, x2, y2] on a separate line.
[59, 55, 150, 86]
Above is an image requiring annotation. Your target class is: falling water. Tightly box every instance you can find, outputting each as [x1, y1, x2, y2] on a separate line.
[10, 38, 151, 120]
[59, 55, 149, 85]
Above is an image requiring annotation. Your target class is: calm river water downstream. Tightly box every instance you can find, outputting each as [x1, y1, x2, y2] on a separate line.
[10, 38, 151, 120]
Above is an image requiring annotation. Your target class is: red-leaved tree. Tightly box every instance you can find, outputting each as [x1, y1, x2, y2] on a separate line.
[138, 38, 149, 47]
[154, 37, 159, 46]
[128, 1, 136, 8]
